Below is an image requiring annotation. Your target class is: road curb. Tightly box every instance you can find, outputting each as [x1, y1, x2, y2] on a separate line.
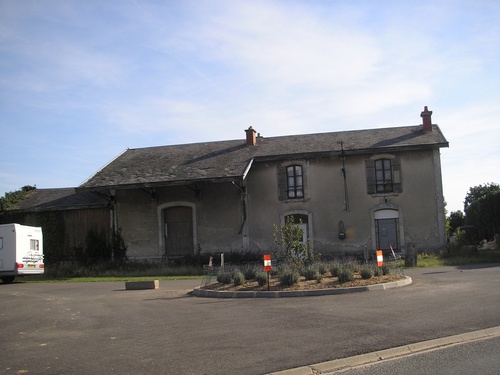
[192, 276, 412, 298]
[266, 326, 500, 374]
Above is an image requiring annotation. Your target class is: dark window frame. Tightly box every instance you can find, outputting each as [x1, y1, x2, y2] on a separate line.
[286, 165, 304, 199]
[375, 159, 393, 193]
[365, 156, 402, 195]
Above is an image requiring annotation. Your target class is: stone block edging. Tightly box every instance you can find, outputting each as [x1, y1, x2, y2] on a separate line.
[125, 280, 159, 290]
[192, 276, 412, 298]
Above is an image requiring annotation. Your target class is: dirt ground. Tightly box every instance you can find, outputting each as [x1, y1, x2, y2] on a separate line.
[202, 272, 404, 292]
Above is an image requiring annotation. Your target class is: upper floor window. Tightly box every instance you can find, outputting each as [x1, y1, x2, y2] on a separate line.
[366, 156, 402, 194]
[278, 162, 307, 201]
[375, 159, 393, 193]
[287, 165, 304, 199]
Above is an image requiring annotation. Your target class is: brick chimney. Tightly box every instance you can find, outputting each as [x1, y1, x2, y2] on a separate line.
[420, 106, 433, 132]
[245, 126, 257, 146]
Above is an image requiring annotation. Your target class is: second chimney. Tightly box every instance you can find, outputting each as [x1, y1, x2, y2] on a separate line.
[420, 106, 433, 132]
[245, 126, 257, 146]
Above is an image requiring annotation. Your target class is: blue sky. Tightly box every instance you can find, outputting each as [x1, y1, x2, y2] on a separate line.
[1, 0, 499, 213]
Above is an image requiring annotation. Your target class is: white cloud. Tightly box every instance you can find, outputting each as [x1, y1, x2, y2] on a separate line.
[1, 0, 499, 209]
[191, 2, 382, 89]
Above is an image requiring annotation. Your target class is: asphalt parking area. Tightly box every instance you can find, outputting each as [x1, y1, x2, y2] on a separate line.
[1, 265, 499, 375]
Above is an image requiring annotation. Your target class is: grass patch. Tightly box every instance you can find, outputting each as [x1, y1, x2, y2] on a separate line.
[417, 249, 500, 268]
[23, 275, 202, 283]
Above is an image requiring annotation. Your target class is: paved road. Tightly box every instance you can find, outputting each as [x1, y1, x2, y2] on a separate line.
[1, 264, 499, 375]
[330, 336, 500, 375]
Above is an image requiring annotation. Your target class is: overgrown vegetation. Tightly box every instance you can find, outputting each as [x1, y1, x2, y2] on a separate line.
[418, 248, 500, 267]
[446, 182, 500, 241]
[0, 185, 36, 211]
[465, 185, 500, 241]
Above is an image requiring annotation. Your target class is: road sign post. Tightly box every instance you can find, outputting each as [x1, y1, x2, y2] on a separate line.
[376, 250, 383, 276]
[264, 254, 272, 291]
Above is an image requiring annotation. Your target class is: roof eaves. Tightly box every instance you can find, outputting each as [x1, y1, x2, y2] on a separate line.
[77, 174, 246, 191]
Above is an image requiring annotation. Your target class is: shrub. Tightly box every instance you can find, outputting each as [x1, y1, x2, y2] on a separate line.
[381, 263, 391, 275]
[279, 269, 300, 286]
[241, 264, 258, 280]
[233, 271, 246, 286]
[317, 262, 329, 275]
[329, 262, 342, 277]
[255, 272, 268, 286]
[343, 259, 360, 273]
[315, 273, 323, 283]
[360, 265, 374, 279]
[217, 270, 232, 284]
[302, 265, 319, 281]
[337, 267, 354, 283]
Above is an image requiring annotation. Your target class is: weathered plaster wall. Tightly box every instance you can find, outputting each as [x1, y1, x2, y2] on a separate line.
[246, 148, 446, 257]
[116, 181, 244, 258]
[116, 189, 159, 258]
[115, 148, 446, 260]
[193, 182, 244, 253]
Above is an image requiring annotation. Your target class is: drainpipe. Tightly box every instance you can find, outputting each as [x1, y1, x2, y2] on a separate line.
[231, 181, 247, 235]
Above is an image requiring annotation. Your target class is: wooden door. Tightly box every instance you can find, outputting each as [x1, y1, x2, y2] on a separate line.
[164, 207, 193, 256]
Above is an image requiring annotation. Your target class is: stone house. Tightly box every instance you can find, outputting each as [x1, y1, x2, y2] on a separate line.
[79, 107, 448, 260]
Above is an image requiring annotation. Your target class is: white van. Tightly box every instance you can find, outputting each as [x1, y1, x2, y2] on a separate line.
[0, 223, 44, 283]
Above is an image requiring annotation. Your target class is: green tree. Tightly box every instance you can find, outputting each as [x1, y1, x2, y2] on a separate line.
[0, 185, 36, 211]
[464, 183, 500, 240]
[447, 210, 465, 237]
[464, 183, 500, 211]
[273, 215, 312, 267]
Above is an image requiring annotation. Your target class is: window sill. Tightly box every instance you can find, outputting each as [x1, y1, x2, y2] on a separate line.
[282, 197, 310, 203]
[369, 193, 400, 197]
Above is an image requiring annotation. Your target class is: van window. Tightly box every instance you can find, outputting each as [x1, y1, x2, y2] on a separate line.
[30, 239, 39, 251]
[0, 237, 3, 249]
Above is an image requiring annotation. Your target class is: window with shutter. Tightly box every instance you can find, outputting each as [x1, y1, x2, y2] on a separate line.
[287, 165, 304, 199]
[365, 159, 376, 194]
[366, 156, 402, 194]
[392, 157, 402, 193]
[375, 159, 393, 193]
[278, 163, 306, 201]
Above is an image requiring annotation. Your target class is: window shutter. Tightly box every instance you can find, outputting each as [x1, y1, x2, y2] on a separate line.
[392, 156, 402, 193]
[365, 159, 376, 194]
[277, 165, 287, 200]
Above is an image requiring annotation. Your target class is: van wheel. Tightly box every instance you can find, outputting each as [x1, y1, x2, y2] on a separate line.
[1, 276, 15, 284]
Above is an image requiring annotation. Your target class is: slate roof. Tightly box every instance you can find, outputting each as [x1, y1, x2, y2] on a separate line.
[11, 188, 110, 212]
[79, 124, 448, 190]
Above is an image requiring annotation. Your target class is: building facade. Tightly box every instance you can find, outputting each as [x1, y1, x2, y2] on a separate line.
[79, 107, 448, 260]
